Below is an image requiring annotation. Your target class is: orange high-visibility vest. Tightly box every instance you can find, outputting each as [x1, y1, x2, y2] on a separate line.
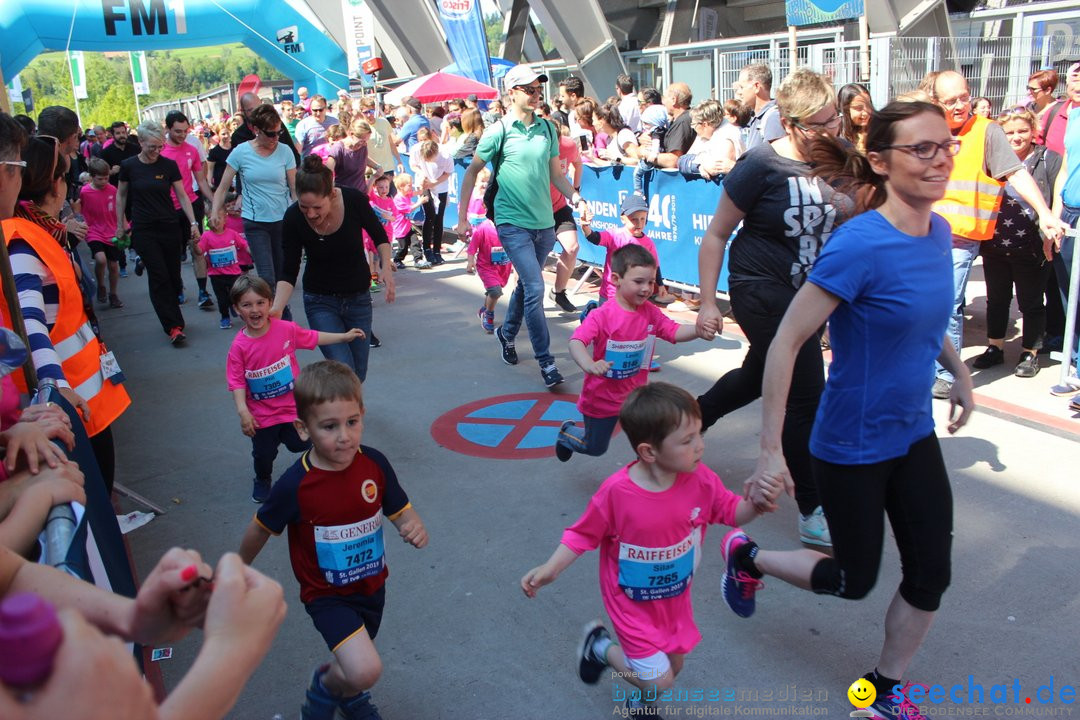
[2, 218, 130, 437]
[933, 114, 1006, 241]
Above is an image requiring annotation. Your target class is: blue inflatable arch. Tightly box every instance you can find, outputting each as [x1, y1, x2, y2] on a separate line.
[0, 0, 348, 98]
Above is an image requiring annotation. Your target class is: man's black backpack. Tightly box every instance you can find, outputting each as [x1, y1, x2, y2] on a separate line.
[483, 117, 556, 222]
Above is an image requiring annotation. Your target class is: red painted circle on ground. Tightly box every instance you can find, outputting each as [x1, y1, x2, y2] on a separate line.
[431, 392, 589, 459]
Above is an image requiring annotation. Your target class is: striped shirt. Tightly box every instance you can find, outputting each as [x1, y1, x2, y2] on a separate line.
[8, 203, 73, 388]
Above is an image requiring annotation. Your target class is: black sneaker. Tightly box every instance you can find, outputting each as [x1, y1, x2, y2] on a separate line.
[577, 621, 610, 684]
[541, 363, 564, 388]
[370, 333, 381, 348]
[252, 478, 271, 503]
[972, 345, 1004, 369]
[1014, 351, 1039, 378]
[135, 258, 145, 276]
[495, 325, 518, 365]
[555, 420, 575, 462]
[931, 378, 951, 400]
[551, 289, 577, 314]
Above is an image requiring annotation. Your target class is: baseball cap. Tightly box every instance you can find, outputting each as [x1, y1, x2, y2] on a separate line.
[641, 105, 669, 129]
[503, 65, 548, 93]
[404, 96, 422, 112]
[620, 193, 649, 216]
[467, 93, 478, 102]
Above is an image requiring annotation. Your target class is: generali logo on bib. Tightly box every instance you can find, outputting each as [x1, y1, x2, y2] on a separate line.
[440, 0, 474, 18]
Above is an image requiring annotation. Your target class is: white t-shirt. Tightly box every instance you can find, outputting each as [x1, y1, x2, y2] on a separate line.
[409, 148, 455, 194]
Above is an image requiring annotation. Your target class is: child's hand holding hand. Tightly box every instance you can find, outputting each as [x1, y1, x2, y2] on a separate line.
[238, 410, 257, 438]
[343, 328, 366, 342]
[393, 507, 428, 548]
[586, 359, 612, 376]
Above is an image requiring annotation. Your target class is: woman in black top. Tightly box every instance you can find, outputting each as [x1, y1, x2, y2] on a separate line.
[206, 124, 233, 191]
[116, 121, 198, 344]
[695, 68, 854, 548]
[271, 156, 395, 382]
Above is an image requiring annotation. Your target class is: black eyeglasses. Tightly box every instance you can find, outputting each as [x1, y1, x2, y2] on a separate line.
[514, 85, 541, 96]
[878, 139, 961, 160]
[794, 114, 842, 132]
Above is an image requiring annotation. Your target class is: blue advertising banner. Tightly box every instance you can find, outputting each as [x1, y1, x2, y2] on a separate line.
[436, 0, 494, 87]
[785, 0, 864, 27]
[420, 156, 731, 293]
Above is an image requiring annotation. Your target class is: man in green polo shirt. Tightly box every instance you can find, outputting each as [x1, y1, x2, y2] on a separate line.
[455, 65, 590, 388]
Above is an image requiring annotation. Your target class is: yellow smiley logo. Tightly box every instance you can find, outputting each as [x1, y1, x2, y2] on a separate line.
[848, 678, 876, 708]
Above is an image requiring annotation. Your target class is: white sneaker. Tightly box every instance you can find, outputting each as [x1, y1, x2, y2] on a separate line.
[799, 506, 832, 547]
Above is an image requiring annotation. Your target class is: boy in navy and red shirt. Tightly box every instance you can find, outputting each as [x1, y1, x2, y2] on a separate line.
[239, 360, 427, 720]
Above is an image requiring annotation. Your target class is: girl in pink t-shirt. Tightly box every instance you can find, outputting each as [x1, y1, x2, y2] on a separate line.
[195, 214, 250, 329]
[224, 192, 254, 271]
[79, 159, 123, 308]
[522, 383, 765, 714]
[366, 174, 395, 288]
[465, 174, 513, 333]
[225, 275, 366, 503]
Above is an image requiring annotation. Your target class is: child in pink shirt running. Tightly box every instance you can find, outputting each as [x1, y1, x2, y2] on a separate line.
[556, 244, 702, 461]
[367, 174, 395, 289]
[80, 158, 124, 308]
[580, 194, 661, 303]
[390, 174, 426, 269]
[194, 213, 250, 329]
[523, 383, 768, 715]
[465, 171, 512, 333]
[226, 275, 366, 503]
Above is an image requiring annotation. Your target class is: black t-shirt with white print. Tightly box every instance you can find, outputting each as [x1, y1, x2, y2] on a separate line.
[723, 142, 854, 290]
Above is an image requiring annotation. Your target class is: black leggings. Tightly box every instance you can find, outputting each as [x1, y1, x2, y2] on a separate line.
[88, 426, 115, 496]
[809, 433, 953, 612]
[210, 274, 240, 321]
[981, 250, 1050, 349]
[421, 191, 448, 256]
[696, 281, 823, 514]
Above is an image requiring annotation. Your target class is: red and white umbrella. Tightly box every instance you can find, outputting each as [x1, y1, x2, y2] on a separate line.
[384, 71, 499, 104]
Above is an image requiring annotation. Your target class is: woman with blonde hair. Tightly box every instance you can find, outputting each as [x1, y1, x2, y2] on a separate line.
[325, 116, 383, 191]
[696, 67, 854, 548]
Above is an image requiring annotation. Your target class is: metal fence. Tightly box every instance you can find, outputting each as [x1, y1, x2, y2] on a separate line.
[888, 35, 1080, 114]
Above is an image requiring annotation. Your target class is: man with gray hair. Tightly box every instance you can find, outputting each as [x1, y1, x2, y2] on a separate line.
[735, 63, 784, 150]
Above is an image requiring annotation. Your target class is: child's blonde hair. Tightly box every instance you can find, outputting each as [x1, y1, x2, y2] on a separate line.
[393, 173, 413, 191]
[295, 360, 364, 422]
[418, 140, 439, 160]
[620, 382, 701, 452]
[326, 124, 346, 142]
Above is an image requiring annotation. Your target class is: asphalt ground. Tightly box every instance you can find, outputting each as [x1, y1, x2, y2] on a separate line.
[96, 244, 1079, 720]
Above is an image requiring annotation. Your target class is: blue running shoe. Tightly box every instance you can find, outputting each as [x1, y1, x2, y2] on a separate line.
[339, 690, 383, 720]
[720, 529, 763, 618]
[300, 666, 337, 720]
[869, 682, 933, 720]
[579, 299, 599, 322]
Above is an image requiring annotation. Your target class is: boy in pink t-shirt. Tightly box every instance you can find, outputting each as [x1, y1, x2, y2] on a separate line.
[195, 214, 250, 329]
[580, 194, 661, 303]
[522, 383, 767, 715]
[79, 158, 123, 308]
[556, 244, 702, 461]
[367, 174, 395, 288]
[225, 275, 366, 503]
[390, 174, 426, 269]
[465, 173, 513, 333]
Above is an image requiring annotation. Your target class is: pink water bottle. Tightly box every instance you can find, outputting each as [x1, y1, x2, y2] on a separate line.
[0, 592, 62, 687]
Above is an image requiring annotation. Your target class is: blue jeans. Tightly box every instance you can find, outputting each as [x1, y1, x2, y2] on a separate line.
[497, 224, 556, 366]
[557, 415, 619, 457]
[1055, 205, 1080, 362]
[243, 219, 290, 319]
[303, 291, 373, 382]
[936, 237, 981, 383]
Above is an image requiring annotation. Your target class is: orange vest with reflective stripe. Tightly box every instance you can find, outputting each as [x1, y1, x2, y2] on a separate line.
[933, 115, 1006, 241]
[2, 218, 130, 437]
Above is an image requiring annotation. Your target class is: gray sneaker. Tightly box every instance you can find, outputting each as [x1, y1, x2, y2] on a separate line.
[798, 506, 831, 547]
[931, 378, 951, 400]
